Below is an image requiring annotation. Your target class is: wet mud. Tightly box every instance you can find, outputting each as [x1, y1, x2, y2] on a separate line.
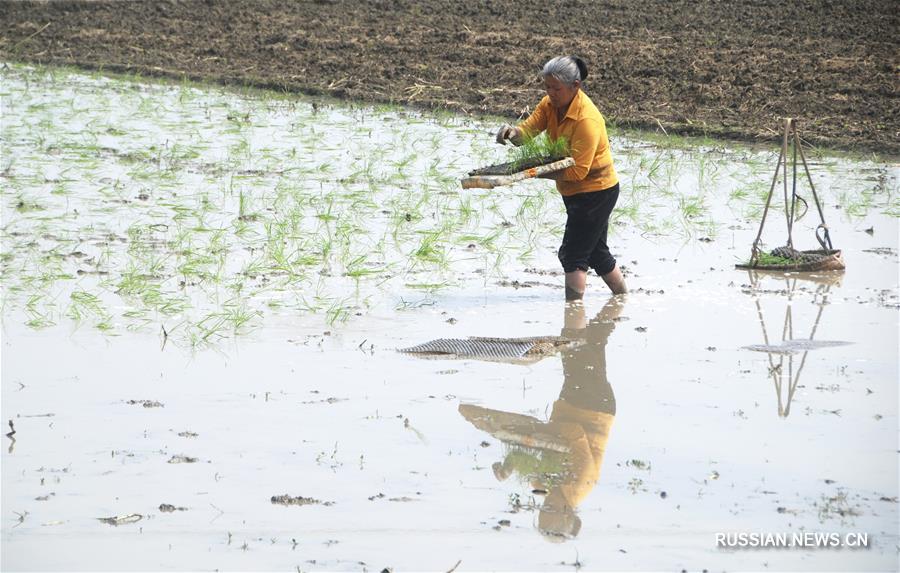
[1, 0, 898, 155]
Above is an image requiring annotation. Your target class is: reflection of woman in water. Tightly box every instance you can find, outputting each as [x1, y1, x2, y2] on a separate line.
[459, 298, 623, 540]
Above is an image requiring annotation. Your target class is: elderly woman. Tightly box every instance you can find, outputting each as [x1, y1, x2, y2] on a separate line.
[497, 55, 626, 299]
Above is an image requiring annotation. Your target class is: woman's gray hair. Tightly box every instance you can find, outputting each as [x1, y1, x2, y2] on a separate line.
[541, 55, 588, 86]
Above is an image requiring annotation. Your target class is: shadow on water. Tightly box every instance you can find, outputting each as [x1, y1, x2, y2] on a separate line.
[459, 297, 625, 541]
[743, 270, 846, 417]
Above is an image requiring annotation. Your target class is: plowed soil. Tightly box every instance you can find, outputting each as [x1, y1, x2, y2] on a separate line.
[1, 0, 897, 155]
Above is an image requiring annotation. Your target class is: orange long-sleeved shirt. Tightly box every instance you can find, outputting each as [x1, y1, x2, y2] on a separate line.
[517, 90, 618, 196]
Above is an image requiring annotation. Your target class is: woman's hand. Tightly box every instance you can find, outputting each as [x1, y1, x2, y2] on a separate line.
[495, 124, 522, 146]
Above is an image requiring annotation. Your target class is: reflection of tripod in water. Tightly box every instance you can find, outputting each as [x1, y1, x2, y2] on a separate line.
[747, 271, 841, 417]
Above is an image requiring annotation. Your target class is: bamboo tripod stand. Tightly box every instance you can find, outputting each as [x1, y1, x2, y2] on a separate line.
[748, 118, 837, 268]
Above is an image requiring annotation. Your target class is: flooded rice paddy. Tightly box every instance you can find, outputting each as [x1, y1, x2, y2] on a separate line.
[1, 65, 898, 571]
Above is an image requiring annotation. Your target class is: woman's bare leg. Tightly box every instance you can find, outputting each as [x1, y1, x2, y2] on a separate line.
[565, 270, 587, 300]
[601, 264, 627, 295]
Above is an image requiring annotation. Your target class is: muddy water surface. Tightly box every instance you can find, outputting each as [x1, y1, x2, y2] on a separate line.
[2, 66, 898, 571]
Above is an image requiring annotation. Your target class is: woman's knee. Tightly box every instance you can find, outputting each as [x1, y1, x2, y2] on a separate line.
[591, 252, 616, 276]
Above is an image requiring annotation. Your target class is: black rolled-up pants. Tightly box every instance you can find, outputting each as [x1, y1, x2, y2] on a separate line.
[557, 183, 620, 276]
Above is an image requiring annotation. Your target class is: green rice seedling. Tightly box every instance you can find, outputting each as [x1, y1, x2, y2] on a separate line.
[67, 289, 112, 326]
[475, 227, 503, 251]
[882, 202, 900, 217]
[141, 287, 189, 316]
[399, 276, 453, 292]
[743, 252, 796, 267]
[236, 187, 259, 222]
[37, 254, 74, 284]
[410, 225, 452, 269]
[325, 297, 354, 325]
[517, 241, 535, 263]
[654, 154, 680, 196]
[639, 152, 663, 182]
[728, 184, 752, 203]
[514, 192, 547, 225]
[228, 135, 251, 164]
[392, 151, 417, 175]
[178, 76, 197, 104]
[161, 143, 201, 172]
[613, 201, 639, 224]
[177, 238, 225, 284]
[189, 312, 230, 346]
[13, 195, 45, 213]
[314, 194, 338, 222]
[122, 308, 153, 332]
[223, 298, 261, 333]
[697, 219, 719, 240]
[740, 201, 765, 221]
[679, 195, 706, 219]
[116, 258, 159, 296]
[25, 293, 56, 329]
[508, 133, 570, 172]
[639, 218, 679, 238]
[296, 291, 326, 315]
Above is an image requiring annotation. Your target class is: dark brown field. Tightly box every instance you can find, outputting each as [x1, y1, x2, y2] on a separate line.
[2, 0, 897, 155]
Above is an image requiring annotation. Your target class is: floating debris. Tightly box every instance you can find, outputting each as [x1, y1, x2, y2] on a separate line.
[159, 503, 188, 513]
[97, 513, 143, 526]
[167, 454, 199, 464]
[176, 431, 198, 438]
[270, 494, 334, 507]
[626, 459, 651, 471]
[126, 399, 164, 408]
[862, 247, 895, 256]
[300, 396, 347, 405]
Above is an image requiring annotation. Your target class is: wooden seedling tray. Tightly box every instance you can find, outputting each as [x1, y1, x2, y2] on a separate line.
[460, 157, 574, 189]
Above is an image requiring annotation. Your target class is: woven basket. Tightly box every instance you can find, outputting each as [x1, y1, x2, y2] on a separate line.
[736, 249, 845, 272]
